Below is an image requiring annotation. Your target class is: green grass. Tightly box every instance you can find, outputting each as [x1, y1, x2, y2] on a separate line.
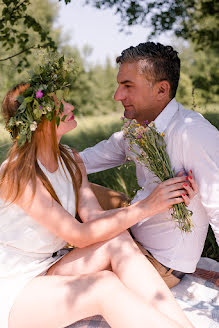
[61, 113, 139, 198]
[0, 108, 218, 261]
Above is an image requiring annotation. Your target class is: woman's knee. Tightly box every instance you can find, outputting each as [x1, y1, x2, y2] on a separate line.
[106, 230, 135, 251]
[92, 270, 120, 289]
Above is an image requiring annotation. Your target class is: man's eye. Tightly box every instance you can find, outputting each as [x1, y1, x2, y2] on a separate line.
[125, 85, 131, 88]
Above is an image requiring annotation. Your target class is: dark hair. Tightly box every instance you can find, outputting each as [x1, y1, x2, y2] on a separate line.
[116, 42, 180, 98]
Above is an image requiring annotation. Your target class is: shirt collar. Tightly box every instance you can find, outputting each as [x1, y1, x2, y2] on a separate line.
[154, 98, 179, 133]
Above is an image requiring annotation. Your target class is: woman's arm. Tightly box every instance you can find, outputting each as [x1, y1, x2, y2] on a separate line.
[76, 153, 197, 223]
[12, 169, 195, 248]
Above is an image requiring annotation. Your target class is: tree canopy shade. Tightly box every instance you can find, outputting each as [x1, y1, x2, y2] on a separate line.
[0, 0, 57, 69]
[1, 0, 218, 66]
[84, 0, 218, 51]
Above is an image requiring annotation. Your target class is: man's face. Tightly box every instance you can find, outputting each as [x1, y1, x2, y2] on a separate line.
[114, 62, 160, 123]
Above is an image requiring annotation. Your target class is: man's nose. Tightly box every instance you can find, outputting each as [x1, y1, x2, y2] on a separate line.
[114, 86, 124, 102]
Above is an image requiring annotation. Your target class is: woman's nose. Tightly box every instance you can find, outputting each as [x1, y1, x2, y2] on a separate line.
[63, 100, 74, 111]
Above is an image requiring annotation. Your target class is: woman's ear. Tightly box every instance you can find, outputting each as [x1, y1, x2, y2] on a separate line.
[156, 80, 171, 101]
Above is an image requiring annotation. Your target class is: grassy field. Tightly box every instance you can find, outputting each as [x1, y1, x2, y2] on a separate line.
[0, 108, 218, 260]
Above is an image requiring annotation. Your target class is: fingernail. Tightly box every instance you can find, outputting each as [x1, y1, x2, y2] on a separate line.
[183, 183, 187, 186]
[189, 176, 192, 179]
[182, 193, 185, 196]
[190, 170, 192, 174]
[185, 177, 189, 180]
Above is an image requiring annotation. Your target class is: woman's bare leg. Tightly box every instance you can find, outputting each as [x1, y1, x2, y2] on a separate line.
[9, 271, 182, 328]
[48, 231, 192, 327]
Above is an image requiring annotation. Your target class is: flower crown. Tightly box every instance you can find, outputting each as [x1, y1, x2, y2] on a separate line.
[6, 53, 76, 147]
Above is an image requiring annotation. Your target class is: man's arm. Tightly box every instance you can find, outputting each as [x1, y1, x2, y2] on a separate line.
[79, 131, 127, 174]
[180, 120, 219, 244]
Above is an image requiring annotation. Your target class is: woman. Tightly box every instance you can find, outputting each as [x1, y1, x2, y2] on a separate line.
[0, 59, 195, 328]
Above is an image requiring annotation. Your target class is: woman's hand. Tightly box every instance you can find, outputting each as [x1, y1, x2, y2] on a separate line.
[180, 170, 198, 206]
[143, 171, 198, 216]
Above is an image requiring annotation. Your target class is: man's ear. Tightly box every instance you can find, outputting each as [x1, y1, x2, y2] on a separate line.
[156, 80, 170, 100]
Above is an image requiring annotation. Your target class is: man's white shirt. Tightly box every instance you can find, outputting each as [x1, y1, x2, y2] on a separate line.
[80, 98, 219, 272]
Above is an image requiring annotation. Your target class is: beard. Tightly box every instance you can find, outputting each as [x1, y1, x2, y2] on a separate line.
[124, 107, 137, 120]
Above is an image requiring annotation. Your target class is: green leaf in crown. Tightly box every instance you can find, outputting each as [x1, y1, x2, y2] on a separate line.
[5, 51, 78, 147]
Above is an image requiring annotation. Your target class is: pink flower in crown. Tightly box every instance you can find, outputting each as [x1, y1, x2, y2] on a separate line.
[36, 90, 43, 98]
[137, 135, 141, 139]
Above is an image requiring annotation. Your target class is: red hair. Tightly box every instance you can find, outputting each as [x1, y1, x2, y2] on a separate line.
[1, 83, 82, 212]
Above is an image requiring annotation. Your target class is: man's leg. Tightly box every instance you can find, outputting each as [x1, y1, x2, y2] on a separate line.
[90, 183, 130, 210]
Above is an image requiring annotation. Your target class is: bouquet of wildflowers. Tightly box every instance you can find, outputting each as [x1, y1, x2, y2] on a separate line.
[122, 118, 193, 232]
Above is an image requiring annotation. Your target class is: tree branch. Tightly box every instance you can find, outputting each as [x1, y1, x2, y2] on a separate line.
[0, 46, 35, 61]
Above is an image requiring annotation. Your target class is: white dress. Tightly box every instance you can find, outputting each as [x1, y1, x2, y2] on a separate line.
[0, 148, 76, 327]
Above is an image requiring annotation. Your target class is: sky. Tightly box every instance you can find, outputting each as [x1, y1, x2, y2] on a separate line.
[55, 0, 170, 65]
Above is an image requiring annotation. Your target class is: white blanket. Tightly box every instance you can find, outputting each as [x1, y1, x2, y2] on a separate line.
[172, 257, 219, 328]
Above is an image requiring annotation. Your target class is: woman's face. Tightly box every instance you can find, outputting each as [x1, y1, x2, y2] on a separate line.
[53, 95, 77, 138]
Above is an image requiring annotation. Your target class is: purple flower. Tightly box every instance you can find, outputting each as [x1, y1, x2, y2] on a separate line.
[137, 135, 141, 139]
[36, 90, 43, 98]
[143, 120, 149, 125]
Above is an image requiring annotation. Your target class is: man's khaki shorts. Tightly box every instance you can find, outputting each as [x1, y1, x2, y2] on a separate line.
[135, 241, 185, 288]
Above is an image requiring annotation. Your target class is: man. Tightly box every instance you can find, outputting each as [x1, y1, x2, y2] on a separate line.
[80, 42, 219, 288]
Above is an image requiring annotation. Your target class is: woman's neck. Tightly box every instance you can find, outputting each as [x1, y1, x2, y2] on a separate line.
[35, 122, 61, 173]
[37, 140, 59, 173]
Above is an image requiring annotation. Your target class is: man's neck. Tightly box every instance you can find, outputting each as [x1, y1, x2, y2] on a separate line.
[139, 99, 171, 124]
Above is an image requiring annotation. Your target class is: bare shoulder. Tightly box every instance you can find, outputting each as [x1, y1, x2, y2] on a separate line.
[16, 176, 54, 211]
[0, 168, 53, 212]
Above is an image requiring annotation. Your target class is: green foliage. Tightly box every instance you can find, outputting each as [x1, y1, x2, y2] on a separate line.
[203, 226, 219, 261]
[6, 52, 77, 146]
[0, 2, 120, 119]
[175, 43, 219, 107]
[0, 0, 217, 119]
[0, 0, 60, 112]
[85, 0, 218, 51]
[1, 0, 218, 71]
[182, 46, 219, 105]
[61, 46, 119, 116]
[0, 0, 57, 69]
